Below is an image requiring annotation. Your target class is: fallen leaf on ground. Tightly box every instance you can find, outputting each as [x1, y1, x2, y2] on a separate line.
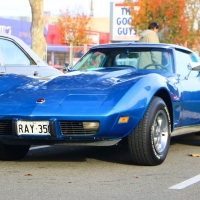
[189, 154, 200, 157]
[24, 174, 32, 176]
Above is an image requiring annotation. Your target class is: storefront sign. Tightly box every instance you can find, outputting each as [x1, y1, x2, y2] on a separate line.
[0, 25, 12, 34]
[0, 18, 31, 45]
[110, 2, 139, 42]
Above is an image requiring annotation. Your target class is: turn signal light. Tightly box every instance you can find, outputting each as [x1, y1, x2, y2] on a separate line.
[118, 116, 129, 123]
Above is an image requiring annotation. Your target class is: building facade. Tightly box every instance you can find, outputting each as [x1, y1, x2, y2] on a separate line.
[0, 17, 110, 66]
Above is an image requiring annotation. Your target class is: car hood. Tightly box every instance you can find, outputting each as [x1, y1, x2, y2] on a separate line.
[0, 69, 148, 113]
[46, 68, 144, 90]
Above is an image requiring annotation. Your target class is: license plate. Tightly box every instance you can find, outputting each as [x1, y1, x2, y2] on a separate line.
[16, 121, 50, 135]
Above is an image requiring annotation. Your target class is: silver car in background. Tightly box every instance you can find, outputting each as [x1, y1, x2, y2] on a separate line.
[0, 33, 63, 77]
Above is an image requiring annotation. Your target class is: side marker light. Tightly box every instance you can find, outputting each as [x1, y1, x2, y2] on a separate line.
[118, 116, 129, 123]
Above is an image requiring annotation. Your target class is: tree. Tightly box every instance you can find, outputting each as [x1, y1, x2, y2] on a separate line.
[124, 0, 200, 48]
[29, 0, 46, 60]
[57, 9, 92, 46]
[124, 0, 188, 45]
[185, 0, 200, 50]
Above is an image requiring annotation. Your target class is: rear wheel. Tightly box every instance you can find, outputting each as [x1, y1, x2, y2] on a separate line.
[0, 142, 30, 160]
[128, 97, 171, 166]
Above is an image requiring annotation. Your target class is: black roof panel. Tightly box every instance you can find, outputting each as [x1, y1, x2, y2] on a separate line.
[90, 42, 191, 52]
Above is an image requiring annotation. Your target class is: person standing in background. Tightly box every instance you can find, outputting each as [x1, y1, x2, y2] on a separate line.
[138, 22, 161, 69]
[139, 22, 160, 43]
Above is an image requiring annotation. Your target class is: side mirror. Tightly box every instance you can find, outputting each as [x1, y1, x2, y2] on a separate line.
[187, 62, 200, 71]
[185, 62, 200, 80]
[63, 63, 73, 73]
[64, 63, 69, 68]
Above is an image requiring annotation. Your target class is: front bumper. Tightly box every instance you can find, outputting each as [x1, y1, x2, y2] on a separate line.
[0, 118, 122, 146]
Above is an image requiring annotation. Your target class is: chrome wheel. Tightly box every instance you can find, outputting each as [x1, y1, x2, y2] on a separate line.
[128, 97, 171, 165]
[152, 110, 169, 154]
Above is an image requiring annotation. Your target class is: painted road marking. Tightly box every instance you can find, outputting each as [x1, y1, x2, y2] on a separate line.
[169, 174, 200, 189]
[30, 145, 51, 150]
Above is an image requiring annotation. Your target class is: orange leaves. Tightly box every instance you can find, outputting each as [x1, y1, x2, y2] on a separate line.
[57, 9, 92, 46]
[142, 1, 185, 43]
[125, 0, 200, 47]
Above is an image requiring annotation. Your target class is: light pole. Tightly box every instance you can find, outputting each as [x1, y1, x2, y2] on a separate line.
[90, 0, 94, 17]
[66, 32, 74, 66]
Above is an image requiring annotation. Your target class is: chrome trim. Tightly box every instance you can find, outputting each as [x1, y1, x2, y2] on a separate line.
[152, 110, 169, 154]
[172, 125, 200, 137]
[54, 139, 121, 146]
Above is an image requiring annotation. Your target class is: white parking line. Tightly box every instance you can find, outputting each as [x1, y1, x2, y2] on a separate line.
[169, 174, 200, 189]
[29, 145, 51, 150]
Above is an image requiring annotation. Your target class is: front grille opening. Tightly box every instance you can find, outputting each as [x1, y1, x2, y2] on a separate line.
[59, 121, 99, 135]
[0, 120, 12, 135]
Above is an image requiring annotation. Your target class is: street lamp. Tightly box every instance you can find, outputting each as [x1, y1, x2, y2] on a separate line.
[66, 32, 74, 66]
[90, 0, 94, 17]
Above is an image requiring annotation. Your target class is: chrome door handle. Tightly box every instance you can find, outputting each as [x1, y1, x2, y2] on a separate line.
[33, 71, 38, 76]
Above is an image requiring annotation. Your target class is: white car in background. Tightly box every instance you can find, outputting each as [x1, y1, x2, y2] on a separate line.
[0, 33, 63, 77]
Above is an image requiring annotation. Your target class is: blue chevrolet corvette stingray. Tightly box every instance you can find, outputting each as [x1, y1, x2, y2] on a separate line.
[0, 43, 200, 166]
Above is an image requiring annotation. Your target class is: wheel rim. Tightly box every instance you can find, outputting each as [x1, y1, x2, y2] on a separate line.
[152, 110, 169, 154]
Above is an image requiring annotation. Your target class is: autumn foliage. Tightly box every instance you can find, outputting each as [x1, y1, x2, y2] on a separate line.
[125, 0, 189, 45]
[57, 9, 92, 46]
[185, 0, 200, 49]
[124, 0, 200, 51]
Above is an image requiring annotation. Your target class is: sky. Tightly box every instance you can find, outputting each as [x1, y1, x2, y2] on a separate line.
[0, 0, 124, 18]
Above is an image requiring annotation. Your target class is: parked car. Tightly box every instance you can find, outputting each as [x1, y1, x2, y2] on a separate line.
[0, 33, 63, 77]
[0, 42, 200, 166]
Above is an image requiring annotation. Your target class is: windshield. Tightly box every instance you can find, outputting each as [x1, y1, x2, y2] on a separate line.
[73, 47, 174, 73]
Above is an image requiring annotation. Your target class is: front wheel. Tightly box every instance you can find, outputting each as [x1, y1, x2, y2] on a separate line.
[0, 142, 30, 160]
[128, 97, 171, 166]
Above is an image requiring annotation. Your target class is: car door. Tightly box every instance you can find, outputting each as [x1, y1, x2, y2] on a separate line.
[0, 37, 40, 77]
[175, 49, 200, 126]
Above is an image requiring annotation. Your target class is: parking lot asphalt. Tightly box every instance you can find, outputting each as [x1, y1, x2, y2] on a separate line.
[0, 133, 200, 200]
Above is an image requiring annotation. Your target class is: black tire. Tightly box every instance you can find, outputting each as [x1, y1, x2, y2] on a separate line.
[0, 142, 30, 161]
[128, 97, 171, 166]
